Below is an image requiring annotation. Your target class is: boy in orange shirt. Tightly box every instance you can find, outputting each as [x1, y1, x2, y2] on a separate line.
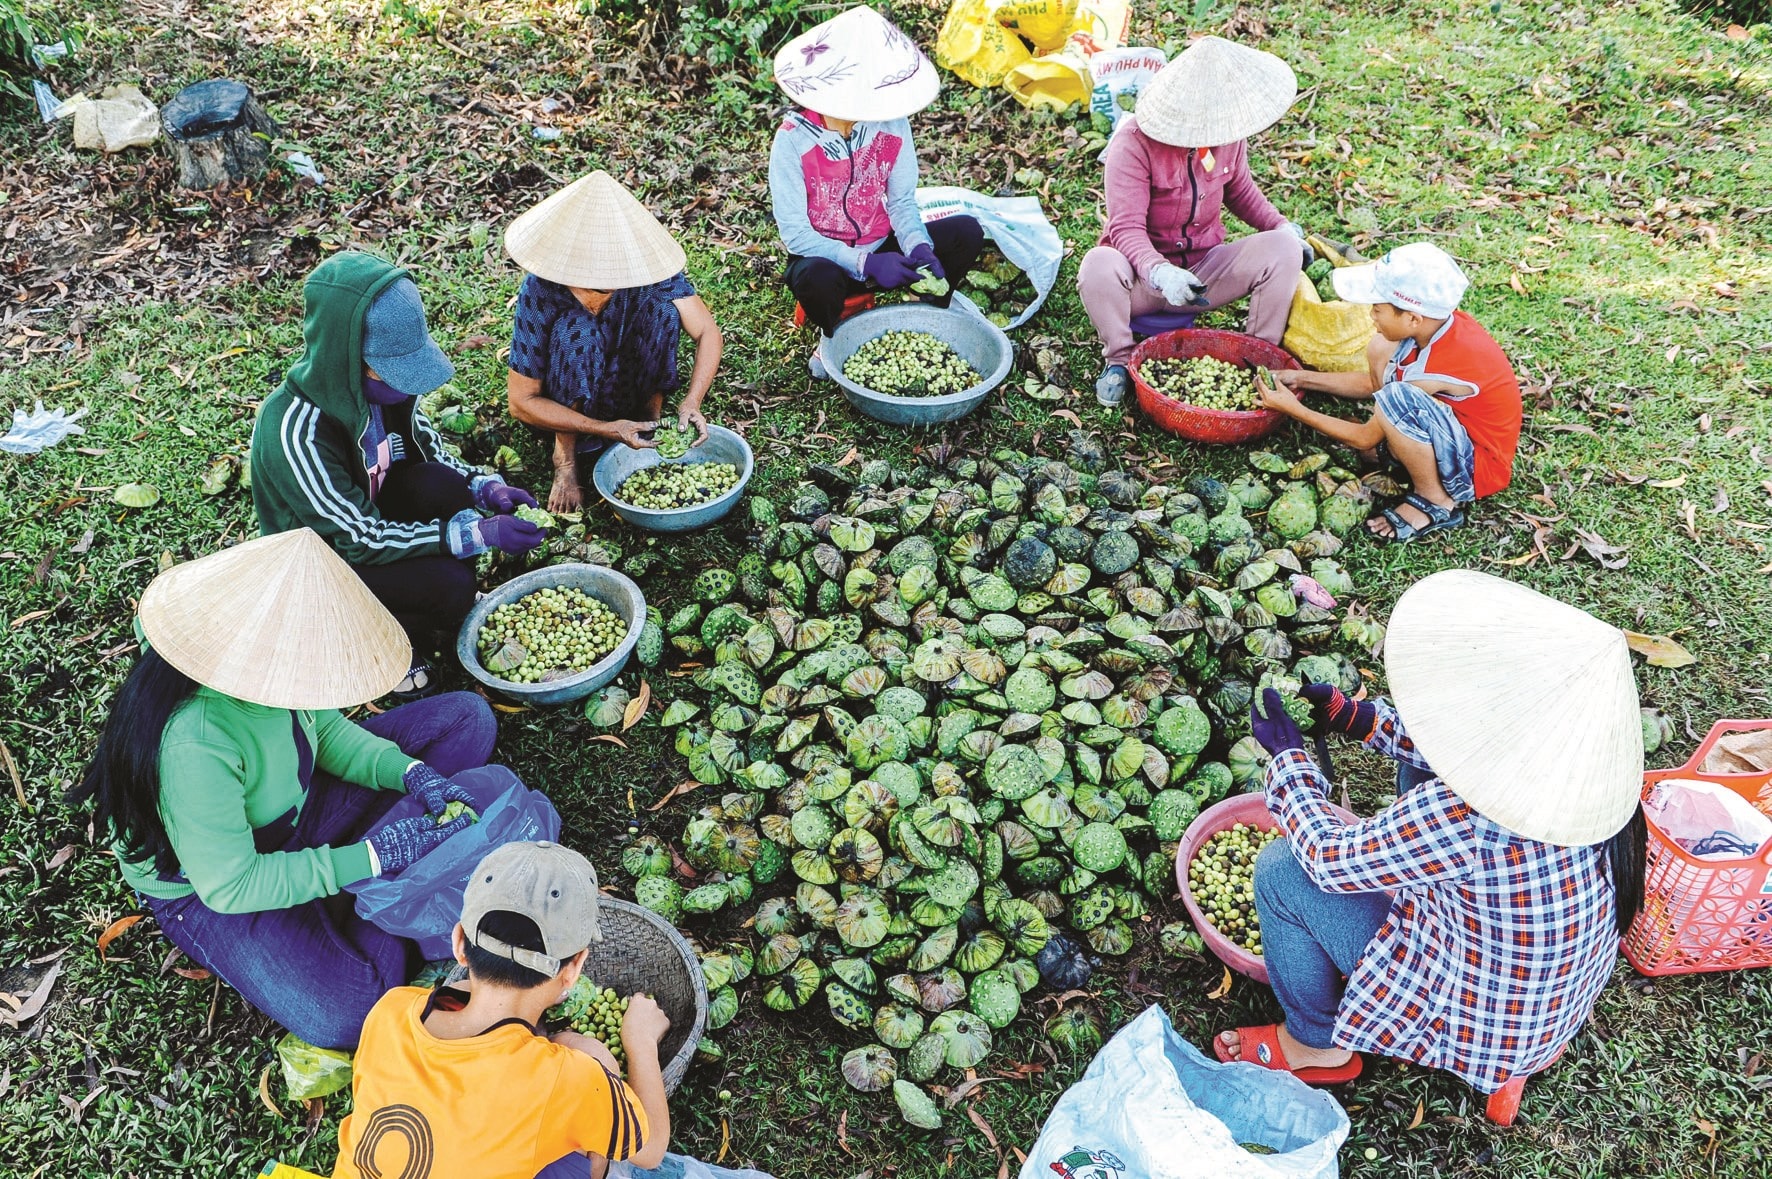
[334, 842, 670, 1179]
[1257, 242, 1523, 543]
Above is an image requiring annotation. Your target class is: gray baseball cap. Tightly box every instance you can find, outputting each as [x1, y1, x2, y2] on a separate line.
[362, 277, 455, 397]
[462, 841, 603, 977]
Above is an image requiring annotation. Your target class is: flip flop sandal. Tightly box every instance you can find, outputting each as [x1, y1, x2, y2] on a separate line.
[1213, 1024, 1364, 1086]
[391, 662, 438, 701]
[1367, 493, 1464, 545]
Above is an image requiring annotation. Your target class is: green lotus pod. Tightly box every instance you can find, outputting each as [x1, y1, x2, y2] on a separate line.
[755, 895, 799, 937]
[846, 715, 911, 771]
[995, 820, 1040, 861]
[834, 891, 891, 948]
[791, 849, 839, 884]
[893, 1079, 943, 1130]
[1044, 562, 1091, 596]
[709, 823, 762, 873]
[840, 1043, 897, 1093]
[1073, 823, 1128, 873]
[931, 1010, 993, 1068]
[892, 814, 950, 871]
[762, 957, 822, 1011]
[843, 780, 900, 831]
[1072, 785, 1126, 823]
[682, 883, 730, 914]
[909, 803, 966, 850]
[828, 958, 877, 998]
[794, 883, 839, 930]
[1020, 786, 1074, 829]
[967, 969, 1022, 1029]
[873, 761, 923, 807]
[756, 932, 804, 976]
[904, 1030, 948, 1081]
[876, 685, 928, 724]
[908, 923, 959, 972]
[826, 981, 875, 1030]
[1060, 700, 1103, 727]
[925, 858, 981, 908]
[873, 1002, 926, 1049]
[1148, 790, 1201, 841]
[1015, 854, 1065, 887]
[790, 805, 836, 851]
[827, 515, 876, 553]
[909, 635, 967, 682]
[829, 826, 885, 883]
[1045, 1004, 1105, 1054]
[634, 876, 683, 922]
[621, 834, 672, 879]
[884, 972, 922, 1006]
[954, 928, 1007, 974]
[1086, 918, 1134, 956]
[1060, 670, 1114, 701]
[1108, 737, 1146, 782]
[705, 984, 740, 1031]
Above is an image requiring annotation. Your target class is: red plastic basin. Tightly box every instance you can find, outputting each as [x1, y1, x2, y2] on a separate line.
[1175, 791, 1359, 983]
[1130, 328, 1296, 445]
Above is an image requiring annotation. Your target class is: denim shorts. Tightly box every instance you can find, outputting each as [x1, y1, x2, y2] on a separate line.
[1374, 381, 1477, 503]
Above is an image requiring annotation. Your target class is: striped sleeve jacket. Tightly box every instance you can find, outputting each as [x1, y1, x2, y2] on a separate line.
[1264, 701, 1620, 1093]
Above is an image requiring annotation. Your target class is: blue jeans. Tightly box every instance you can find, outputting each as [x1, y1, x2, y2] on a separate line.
[1252, 760, 1433, 1049]
[144, 693, 497, 1049]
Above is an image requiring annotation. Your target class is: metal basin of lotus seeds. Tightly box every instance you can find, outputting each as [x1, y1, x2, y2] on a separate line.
[614, 462, 743, 510]
[476, 586, 627, 684]
[841, 330, 982, 398]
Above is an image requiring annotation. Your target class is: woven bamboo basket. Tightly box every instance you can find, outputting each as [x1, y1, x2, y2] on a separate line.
[580, 898, 707, 1094]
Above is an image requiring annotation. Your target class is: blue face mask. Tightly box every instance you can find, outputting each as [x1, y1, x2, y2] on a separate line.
[363, 375, 411, 406]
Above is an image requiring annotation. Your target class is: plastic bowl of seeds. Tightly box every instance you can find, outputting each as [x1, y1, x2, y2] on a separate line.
[592, 424, 753, 533]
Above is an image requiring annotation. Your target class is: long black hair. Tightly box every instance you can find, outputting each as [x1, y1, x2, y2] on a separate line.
[67, 648, 201, 876]
[1606, 804, 1648, 937]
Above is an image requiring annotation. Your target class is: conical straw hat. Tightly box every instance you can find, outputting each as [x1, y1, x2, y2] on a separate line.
[1135, 36, 1296, 148]
[773, 6, 939, 123]
[1385, 570, 1643, 847]
[504, 172, 688, 290]
[138, 529, 410, 710]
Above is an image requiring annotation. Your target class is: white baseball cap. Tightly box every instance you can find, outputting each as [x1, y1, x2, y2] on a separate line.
[462, 841, 603, 977]
[1330, 242, 1470, 319]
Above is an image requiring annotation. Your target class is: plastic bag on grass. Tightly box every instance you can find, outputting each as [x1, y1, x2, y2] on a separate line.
[277, 1033, 353, 1100]
[1018, 1006, 1349, 1179]
[915, 186, 1062, 331]
[935, 0, 1032, 88]
[1281, 277, 1374, 373]
[345, 765, 562, 959]
[610, 1155, 775, 1179]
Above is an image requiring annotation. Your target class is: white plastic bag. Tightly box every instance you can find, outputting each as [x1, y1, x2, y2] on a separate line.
[1019, 1006, 1349, 1179]
[0, 401, 86, 454]
[915, 185, 1062, 331]
[1088, 46, 1167, 136]
[1646, 778, 1772, 860]
[609, 1155, 774, 1179]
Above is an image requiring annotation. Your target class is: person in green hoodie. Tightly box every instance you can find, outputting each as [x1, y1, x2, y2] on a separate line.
[70, 529, 516, 1049]
[252, 252, 545, 696]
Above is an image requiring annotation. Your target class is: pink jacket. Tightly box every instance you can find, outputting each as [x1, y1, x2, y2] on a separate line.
[1098, 119, 1285, 283]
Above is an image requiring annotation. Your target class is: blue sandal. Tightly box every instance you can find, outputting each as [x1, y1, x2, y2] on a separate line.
[1368, 493, 1464, 544]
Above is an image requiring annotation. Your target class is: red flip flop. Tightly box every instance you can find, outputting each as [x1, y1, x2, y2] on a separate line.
[1213, 1025, 1364, 1086]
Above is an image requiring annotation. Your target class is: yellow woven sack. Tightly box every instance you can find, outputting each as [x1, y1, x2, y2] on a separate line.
[990, 0, 1078, 51]
[936, 0, 1034, 89]
[1283, 276, 1375, 372]
[1004, 46, 1093, 110]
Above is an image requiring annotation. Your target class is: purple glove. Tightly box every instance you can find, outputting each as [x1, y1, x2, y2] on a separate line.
[367, 812, 473, 876]
[905, 244, 943, 279]
[478, 514, 546, 556]
[863, 250, 921, 290]
[1250, 688, 1306, 758]
[1299, 682, 1378, 742]
[475, 479, 539, 515]
[403, 762, 477, 818]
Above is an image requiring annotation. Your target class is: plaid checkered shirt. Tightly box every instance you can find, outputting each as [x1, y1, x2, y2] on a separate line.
[1264, 700, 1619, 1093]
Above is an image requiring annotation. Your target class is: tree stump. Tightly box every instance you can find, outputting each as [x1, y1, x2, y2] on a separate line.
[161, 80, 281, 190]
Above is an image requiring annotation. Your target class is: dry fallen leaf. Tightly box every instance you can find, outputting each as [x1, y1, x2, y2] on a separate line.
[97, 914, 145, 961]
[589, 734, 627, 748]
[965, 1104, 1010, 1179]
[1208, 965, 1233, 1000]
[0, 961, 60, 1027]
[837, 1110, 852, 1156]
[1623, 631, 1697, 669]
[647, 780, 704, 812]
[259, 1065, 283, 1118]
[1726, 23, 1748, 38]
[1407, 1097, 1425, 1129]
[621, 680, 651, 732]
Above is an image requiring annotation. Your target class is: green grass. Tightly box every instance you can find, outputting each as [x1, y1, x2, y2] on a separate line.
[2, 0, 1770, 1174]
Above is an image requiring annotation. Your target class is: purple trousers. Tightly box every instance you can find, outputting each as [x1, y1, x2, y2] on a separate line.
[145, 693, 497, 1049]
[1078, 228, 1303, 365]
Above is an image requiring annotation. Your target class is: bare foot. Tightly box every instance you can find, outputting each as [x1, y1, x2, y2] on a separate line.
[1216, 1024, 1353, 1071]
[548, 466, 583, 515]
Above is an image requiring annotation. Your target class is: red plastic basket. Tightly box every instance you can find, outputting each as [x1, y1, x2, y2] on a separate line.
[1175, 792, 1358, 983]
[1129, 329, 1296, 445]
[793, 291, 875, 329]
[1622, 719, 1772, 977]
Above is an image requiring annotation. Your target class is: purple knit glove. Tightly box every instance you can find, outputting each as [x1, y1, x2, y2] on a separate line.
[403, 762, 476, 818]
[367, 813, 472, 876]
[1250, 688, 1306, 758]
[863, 250, 920, 290]
[475, 479, 539, 515]
[1299, 682, 1378, 742]
[478, 514, 546, 556]
[905, 244, 943, 279]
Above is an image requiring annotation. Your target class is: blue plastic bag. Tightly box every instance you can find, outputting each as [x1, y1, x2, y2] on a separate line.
[345, 766, 561, 959]
[1019, 1006, 1349, 1178]
[609, 1155, 774, 1179]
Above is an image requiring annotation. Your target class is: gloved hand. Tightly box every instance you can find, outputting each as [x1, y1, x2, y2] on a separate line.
[1285, 221, 1315, 266]
[475, 479, 539, 515]
[1299, 682, 1378, 742]
[1150, 262, 1207, 306]
[863, 250, 921, 290]
[367, 812, 473, 876]
[905, 244, 944, 279]
[477, 514, 546, 556]
[1250, 688, 1306, 758]
[403, 762, 477, 818]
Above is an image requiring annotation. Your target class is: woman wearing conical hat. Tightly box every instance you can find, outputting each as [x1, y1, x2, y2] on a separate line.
[1218, 571, 1646, 1122]
[1079, 37, 1313, 407]
[504, 172, 724, 515]
[767, 6, 985, 371]
[69, 530, 515, 1049]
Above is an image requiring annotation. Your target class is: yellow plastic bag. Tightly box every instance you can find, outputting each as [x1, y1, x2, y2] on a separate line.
[1004, 45, 1094, 110]
[990, 0, 1078, 51]
[258, 1163, 327, 1179]
[276, 1032, 354, 1101]
[936, 0, 1034, 89]
[1063, 0, 1131, 51]
[1283, 277, 1376, 372]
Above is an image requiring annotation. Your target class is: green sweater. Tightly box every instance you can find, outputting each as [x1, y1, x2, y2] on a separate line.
[249, 251, 478, 564]
[119, 687, 413, 913]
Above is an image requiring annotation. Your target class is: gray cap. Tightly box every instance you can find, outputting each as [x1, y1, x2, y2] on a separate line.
[462, 841, 603, 977]
[362, 277, 455, 397]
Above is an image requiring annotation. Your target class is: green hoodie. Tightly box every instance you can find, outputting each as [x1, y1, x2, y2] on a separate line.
[251, 252, 479, 564]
